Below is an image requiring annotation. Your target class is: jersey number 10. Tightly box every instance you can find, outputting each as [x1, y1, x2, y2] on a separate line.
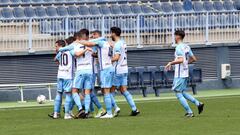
[60, 53, 68, 66]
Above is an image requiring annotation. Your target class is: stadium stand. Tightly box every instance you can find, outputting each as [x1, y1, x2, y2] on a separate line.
[0, 0, 239, 52]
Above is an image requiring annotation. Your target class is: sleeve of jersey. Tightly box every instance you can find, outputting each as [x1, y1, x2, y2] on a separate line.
[55, 52, 62, 61]
[114, 43, 121, 54]
[188, 48, 194, 57]
[58, 44, 75, 52]
[176, 47, 184, 57]
[70, 50, 75, 56]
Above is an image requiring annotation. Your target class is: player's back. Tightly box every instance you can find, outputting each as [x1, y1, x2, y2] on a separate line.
[113, 39, 128, 74]
[97, 41, 113, 70]
[57, 51, 75, 80]
[75, 43, 93, 72]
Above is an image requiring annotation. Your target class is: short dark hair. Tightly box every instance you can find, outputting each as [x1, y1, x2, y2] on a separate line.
[110, 27, 121, 36]
[55, 40, 66, 47]
[91, 30, 102, 36]
[174, 30, 185, 39]
[65, 36, 76, 45]
[79, 28, 89, 38]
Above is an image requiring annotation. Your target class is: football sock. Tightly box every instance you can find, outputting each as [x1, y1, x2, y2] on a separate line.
[122, 91, 137, 111]
[175, 92, 193, 113]
[104, 93, 112, 115]
[64, 93, 72, 114]
[182, 91, 200, 106]
[54, 92, 62, 113]
[90, 102, 94, 112]
[110, 92, 118, 109]
[90, 92, 102, 109]
[72, 93, 82, 111]
[84, 94, 91, 114]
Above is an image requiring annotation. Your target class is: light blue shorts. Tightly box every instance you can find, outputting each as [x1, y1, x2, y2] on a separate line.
[57, 79, 72, 93]
[112, 73, 128, 87]
[100, 67, 114, 88]
[73, 72, 93, 90]
[172, 77, 188, 92]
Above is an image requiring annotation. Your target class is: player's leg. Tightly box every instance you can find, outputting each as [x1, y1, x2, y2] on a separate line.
[111, 72, 121, 117]
[100, 88, 113, 118]
[83, 74, 94, 118]
[50, 79, 63, 119]
[119, 74, 140, 116]
[182, 91, 204, 114]
[63, 79, 73, 119]
[91, 73, 104, 111]
[173, 78, 194, 117]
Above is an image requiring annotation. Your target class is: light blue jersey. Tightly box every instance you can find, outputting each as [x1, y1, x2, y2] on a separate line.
[113, 40, 128, 74]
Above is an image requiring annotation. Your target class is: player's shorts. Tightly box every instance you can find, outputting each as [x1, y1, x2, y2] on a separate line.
[73, 72, 93, 90]
[112, 73, 128, 87]
[100, 67, 114, 88]
[57, 78, 72, 93]
[172, 77, 188, 92]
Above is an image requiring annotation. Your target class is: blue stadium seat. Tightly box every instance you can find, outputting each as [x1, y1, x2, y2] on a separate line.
[55, 0, 66, 2]
[89, 5, 101, 15]
[67, 6, 79, 16]
[40, 20, 52, 34]
[172, 2, 183, 12]
[13, 7, 26, 18]
[43, 0, 54, 3]
[224, 0, 235, 10]
[78, 5, 90, 15]
[31, 0, 43, 3]
[203, 1, 214, 11]
[141, 5, 153, 14]
[161, 2, 172, 12]
[151, 2, 161, 13]
[131, 4, 143, 14]
[110, 5, 122, 14]
[213, 1, 224, 11]
[100, 5, 111, 15]
[1, 8, 14, 18]
[193, 1, 204, 12]
[35, 7, 47, 17]
[56, 6, 68, 16]
[135, 66, 147, 97]
[146, 66, 161, 97]
[46, 7, 58, 17]
[128, 67, 140, 89]
[235, 0, 240, 10]
[10, 0, 21, 3]
[21, 0, 30, 3]
[162, 66, 174, 87]
[183, 0, 193, 11]
[24, 7, 36, 17]
[120, 4, 133, 14]
[0, 0, 10, 3]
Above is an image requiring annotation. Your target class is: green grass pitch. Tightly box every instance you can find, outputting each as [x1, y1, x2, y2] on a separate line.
[0, 89, 240, 135]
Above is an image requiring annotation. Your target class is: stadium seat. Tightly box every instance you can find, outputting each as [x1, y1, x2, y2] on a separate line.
[56, 6, 68, 16]
[161, 2, 172, 12]
[24, 7, 36, 17]
[43, 0, 54, 3]
[224, 0, 235, 10]
[35, 7, 47, 17]
[162, 66, 174, 88]
[120, 4, 133, 14]
[141, 5, 154, 14]
[183, 0, 193, 11]
[128, 67, 140, 89]
[131, 4, 143, 14]
[172, 2, 184, 12]
[31, 0, 43, 3]
[235, 0, 240, 10]
[193, 1, 204, 12]
[46, 6, 58, 17]
[13, 7, 26, 18]
[100, 5, 111, 15]
[67, 6, 79, 16]
[203, 1, 214, 11]
[135, 66, 147, 97]
[146, 66, 161, 97]
[0, 0, 10, 3]
[10, 0, 21, 3]
[78, 5, 90, 15]
[110, 5, 122, 14]
[21, 0, 30, 3]
[213, 1, 224, 11]
[1, 8, 14, 18]
[151, 2, 162, 13]
[89, 5, 101, 15]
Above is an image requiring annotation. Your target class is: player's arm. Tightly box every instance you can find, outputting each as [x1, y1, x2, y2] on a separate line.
[58, 44, 75, 52]
[165, 57, 184, 71]
[74, 47, 92, 57]
[54, 52, 61, 64]
[112, 54, 120, 62]
[78, 41, 97, 47]
[111, 43, 121, 62]
[188, 55, 197, 64]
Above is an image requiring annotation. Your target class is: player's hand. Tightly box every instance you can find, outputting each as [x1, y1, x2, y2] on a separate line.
[108, 41, 114, 48]
[86, 47, 92, 52]
[165, 62, 172, 71]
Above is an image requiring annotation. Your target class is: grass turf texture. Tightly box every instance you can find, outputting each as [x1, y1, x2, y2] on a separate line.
[0, 90, 240, 135]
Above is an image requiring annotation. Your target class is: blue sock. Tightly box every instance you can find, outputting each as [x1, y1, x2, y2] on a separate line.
[84, 94, 91, 113]
[90, 102, 94, 112]
[54, 92, 62, 113]
[175, 92, 193, 113]
[110, 92, 118, 109]
[182, 91, 200, 106]
[64, 93, 72, 114]
[72, 93, 82, 111]
[90, 92, 102, 109]
[104, 93, 112, 115]
[122, 91, 137, 111]
[69, 99, 75, 111]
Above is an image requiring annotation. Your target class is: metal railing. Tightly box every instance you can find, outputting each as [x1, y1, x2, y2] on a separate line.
[0, 11, 239, 52]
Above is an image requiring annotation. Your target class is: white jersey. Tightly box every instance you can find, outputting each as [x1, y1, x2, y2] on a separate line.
[92, 57, 99, 74]
[74, 42, 93, 73]
[57, 51, 75, 79]
[97, 41, 113, 70]
[174, 43, 194, 78]
[113, 40, 128, 74]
